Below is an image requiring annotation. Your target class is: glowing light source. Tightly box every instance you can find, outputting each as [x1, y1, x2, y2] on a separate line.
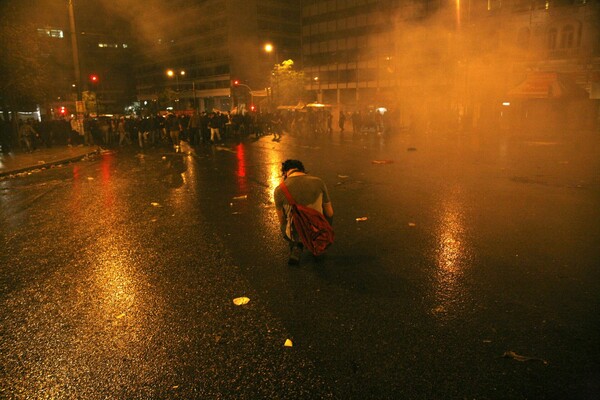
[502, 102, 511, 106]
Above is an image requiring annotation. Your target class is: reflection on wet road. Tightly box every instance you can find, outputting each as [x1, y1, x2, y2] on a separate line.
[1, 129, 599, 398]
[432, 187, 471, 318]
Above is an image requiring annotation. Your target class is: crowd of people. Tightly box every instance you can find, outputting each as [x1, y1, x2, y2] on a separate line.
[0, 106, 401, 155]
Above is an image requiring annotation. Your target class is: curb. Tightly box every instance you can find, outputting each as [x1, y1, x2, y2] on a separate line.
[0, 148, 101, 178]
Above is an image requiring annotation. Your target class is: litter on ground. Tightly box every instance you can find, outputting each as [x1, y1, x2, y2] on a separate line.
[233, 195, 248, 200]
[371, 160, 394, 164]
[356, 217, 368, 222]
[233, 297, 250, 306]
[502, 351, 548, 365]
[284, 339, 293, 347]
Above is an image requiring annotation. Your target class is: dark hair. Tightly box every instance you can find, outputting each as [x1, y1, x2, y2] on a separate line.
[281, 159, 305, 174]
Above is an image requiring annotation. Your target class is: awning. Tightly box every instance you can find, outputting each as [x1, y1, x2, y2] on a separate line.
[250, 89, 268, 97]
[305, 103, 332, 108]
[277, 101, 307, 110]
[507, 72, 588, 99]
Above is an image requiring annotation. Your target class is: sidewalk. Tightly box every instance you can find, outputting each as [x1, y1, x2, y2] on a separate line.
[0, 145, 100, 178]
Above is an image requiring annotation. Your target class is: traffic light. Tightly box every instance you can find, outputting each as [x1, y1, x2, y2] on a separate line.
[89, 74, 99, 83]
[233, 79, 240, 86]
[59, 106, 67, 115]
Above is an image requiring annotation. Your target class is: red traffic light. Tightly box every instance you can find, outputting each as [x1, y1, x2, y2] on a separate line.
[59, 106, 67, 115]
[89, 74, 99, 83]
[233, 79, 239, 86]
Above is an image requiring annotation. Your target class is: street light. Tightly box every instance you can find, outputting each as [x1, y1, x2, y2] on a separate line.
[166, 69, 185, 92]
[263, 44, 279, 110]
[166, 69, 186, 110]
[264, 43, 279, 64]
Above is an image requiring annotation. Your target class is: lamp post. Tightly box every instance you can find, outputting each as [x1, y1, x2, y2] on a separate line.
[68, 0, 81, 102]
[264, 43, 280, 65]
[166, 69, 185, 109]
[264, 44, 279, 110]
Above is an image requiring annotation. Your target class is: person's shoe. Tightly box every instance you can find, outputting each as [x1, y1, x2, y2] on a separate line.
[288, 245, 302, 265]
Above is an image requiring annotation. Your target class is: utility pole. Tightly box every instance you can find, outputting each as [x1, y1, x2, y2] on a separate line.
[68, 0, 81, 101]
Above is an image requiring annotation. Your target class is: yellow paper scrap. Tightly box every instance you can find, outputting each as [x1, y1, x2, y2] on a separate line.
[284, 339, 293, 347]
[356, 217, 368, 222]
[115, 313, 126, 319]
[233, 297, 250, 306]
[151, 202, 160, 207]
[408, 222, 416, 227]
[233, 195, 248, 200]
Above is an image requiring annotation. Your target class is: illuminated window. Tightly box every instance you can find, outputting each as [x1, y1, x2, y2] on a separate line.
[37, 28, 64, 38]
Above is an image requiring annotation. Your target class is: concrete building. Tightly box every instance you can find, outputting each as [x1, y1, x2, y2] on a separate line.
[301, 0, 600, 132]
[134, 0, 301, 113]
[32, 0, 135, 116]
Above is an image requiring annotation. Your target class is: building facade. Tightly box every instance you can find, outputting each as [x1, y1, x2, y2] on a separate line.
[32, 0, 135, 117]
[301, 0, 600, 132]
[134, 0, 301, 113]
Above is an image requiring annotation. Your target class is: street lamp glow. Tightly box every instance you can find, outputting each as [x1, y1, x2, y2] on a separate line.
[264, 43, 274, 53]
[167, 69, 174, 77]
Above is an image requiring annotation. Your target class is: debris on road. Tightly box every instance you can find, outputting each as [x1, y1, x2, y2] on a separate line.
[87, 177, 94, 180]
[151, 202, 160, 207]
[215, 146, 237, 153]
[337, 174, 349, 179]
[356, 217, 368, 222]
[407, 147, 417, 151]
[232, 195, 248, 200]
[284, 339, 293, 347]
[233, 297, 250, 306]
[371, 160, 394, 164]
[115, 313, 126, 319]
[408, 222, 416, 227]
[502, 351, 548, 365]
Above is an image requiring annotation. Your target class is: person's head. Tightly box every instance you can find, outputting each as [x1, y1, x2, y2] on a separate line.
[281, 159, 305, 177]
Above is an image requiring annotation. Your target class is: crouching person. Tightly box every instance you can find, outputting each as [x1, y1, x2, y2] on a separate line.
[274, 159, 334, 265]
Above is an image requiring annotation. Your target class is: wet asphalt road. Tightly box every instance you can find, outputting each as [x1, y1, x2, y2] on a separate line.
[1, 129, 599, 399]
